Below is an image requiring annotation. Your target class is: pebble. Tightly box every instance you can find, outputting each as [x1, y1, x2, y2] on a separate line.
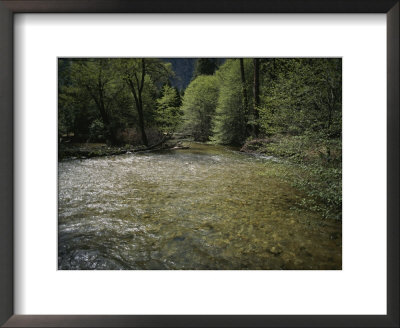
[269, 246, 282, 255]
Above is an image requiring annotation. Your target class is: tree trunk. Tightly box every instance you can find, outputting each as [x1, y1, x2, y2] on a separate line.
[138, 59, 148, 146]
[137, 102, 148, 146]
[85, 84, 117, 144]
[239, 59, 248, 112]
[253, 58, 260, 136]
[126, 60, 149, 147]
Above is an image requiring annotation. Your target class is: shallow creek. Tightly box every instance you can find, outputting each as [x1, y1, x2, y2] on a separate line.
[58, 143, 341, 270]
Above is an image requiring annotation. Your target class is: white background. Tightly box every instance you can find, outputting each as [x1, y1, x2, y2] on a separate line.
[14, 14, 387, 315]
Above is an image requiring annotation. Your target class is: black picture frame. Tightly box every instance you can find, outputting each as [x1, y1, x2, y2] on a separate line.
[0, 1, 398, 327]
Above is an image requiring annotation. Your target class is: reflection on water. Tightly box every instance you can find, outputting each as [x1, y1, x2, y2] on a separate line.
[58, 143, 341, 270]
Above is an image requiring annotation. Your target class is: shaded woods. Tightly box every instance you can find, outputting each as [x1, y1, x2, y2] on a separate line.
[59, 58, 342, 220]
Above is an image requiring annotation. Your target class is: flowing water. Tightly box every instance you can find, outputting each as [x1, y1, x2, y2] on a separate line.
[58, 143, 341, 270]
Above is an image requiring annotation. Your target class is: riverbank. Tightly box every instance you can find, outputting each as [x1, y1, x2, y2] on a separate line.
[58, 140, 188, 160]
[240, 135, 342, 221]
[240, 135, 341, 164]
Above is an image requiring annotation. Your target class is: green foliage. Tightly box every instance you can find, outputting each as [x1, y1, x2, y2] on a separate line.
[156, 85, 183, 133]
[89, 119, 105, 142]
[243, 58, 342, 221]
[139, 75, 159, 124]
[255, 58, 342, 219]
[259, 58, 342, 140]
[58, 58, 132, 143]
[181, 75, 219, 141]
[58, 86, 77, 137]
[292, 164, 342, 220]
[212, 59, 252, 145]
[58, 58, 173, 145]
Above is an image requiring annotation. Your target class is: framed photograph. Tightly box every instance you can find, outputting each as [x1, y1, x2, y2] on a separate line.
[0, 0, 398, 327]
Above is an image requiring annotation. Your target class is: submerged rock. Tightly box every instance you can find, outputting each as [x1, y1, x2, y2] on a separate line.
[269, 246, 282, 255]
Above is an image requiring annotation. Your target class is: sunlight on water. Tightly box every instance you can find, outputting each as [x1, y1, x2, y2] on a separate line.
[58, 143, 341, 270]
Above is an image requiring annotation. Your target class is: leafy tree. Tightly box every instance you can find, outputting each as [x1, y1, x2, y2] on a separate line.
[181, 75, 219, 141]
[58, 60, 76, 138]
[59, 58, 126, 144]
[258, 58, 342, 157]
[156, 85, 182, 134]
[116, 58, 172, 146]
[212, 59, 252, 145]
[88, 119, 105, 142]
[117, 58, 149, 145]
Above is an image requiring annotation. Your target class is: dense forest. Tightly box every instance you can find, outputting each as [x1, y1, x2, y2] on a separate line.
[58, 58, 342, 221]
